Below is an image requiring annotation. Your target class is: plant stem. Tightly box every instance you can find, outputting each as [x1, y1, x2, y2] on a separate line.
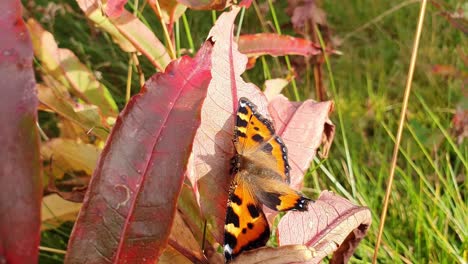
[315, 25, 356, 198]
[372, 0, 428, 262]
[267, 0, 299, 100]
[182, 14, 194, 54]
[149, 0, 176, 60]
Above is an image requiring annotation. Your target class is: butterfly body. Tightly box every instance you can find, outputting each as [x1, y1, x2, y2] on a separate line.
[224, 98, 312, 262]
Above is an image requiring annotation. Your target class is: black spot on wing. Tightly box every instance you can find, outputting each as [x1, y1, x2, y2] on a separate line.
[252, 134, 264, 142]
[247, 204, 260, 218]
[254, 127, 259, 131]
[239, 97, 275, 134]
[226, 206, 240, 227]
[231, 193, 242, 205]
[235, 130, 247, 138]
[236, 116, 248, 128]
[242, 228, 247, 234]
[239, 224, 270, 254]
[262, 143, 273, 153]
[247, 223, 254, 229]
[238, 105, 249, 115]
[261, 192, 282, 211]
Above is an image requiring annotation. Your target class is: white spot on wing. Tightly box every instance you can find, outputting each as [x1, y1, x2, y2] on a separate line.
[224, 244, 233, 255]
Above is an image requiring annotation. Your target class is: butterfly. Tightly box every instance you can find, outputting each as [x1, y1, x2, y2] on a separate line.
[223, 97, 312, 262]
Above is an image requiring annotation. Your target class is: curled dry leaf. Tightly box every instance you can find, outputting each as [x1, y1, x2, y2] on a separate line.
[37, 84, 109, 140]
[41, 194, 82, 231]
[41, 138, 101, 180]
[27, 19, 118, 117]
[159, 245, 192, 264]
[264, 78, 290, 101]
[189, 7, 335, 248]
[167, 211, 206, 263]
[278, 191, 372, 263]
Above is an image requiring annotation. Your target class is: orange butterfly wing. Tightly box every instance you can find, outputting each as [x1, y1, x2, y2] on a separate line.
[224, 175, 270, 261]
[233, 97, 290, 182]
[224, 97, 312, 261]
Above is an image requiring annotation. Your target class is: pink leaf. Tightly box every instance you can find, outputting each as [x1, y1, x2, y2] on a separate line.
[27, 19, 118, 118]
[189, 7, 335, 245]
[278, 191, 372, 263]
[0, 1, 42, 262]
[65, 40, 213, 263]
[189, 7, 267, 243]
[268, 95, 335, 188]
[105, 0, 128, 18]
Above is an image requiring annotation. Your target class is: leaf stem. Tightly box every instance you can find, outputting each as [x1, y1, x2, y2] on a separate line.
[267, 0, 299, 100]
[149, 0, 176, 60]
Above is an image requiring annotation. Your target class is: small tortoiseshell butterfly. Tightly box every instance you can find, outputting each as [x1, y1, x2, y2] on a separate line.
[223, 97, 312, 262]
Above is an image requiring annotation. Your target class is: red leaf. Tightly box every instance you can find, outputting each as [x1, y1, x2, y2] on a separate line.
[105, 0, 128, 18]
[177, 0, 229, 10]
[238, 33, 322, 57]
[0, 1, 42, 263]
[238, 0, 253, 8]
[65, 41, 213, 263]
[189, 7, 335, 244]
[278, 191, 372, 263]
